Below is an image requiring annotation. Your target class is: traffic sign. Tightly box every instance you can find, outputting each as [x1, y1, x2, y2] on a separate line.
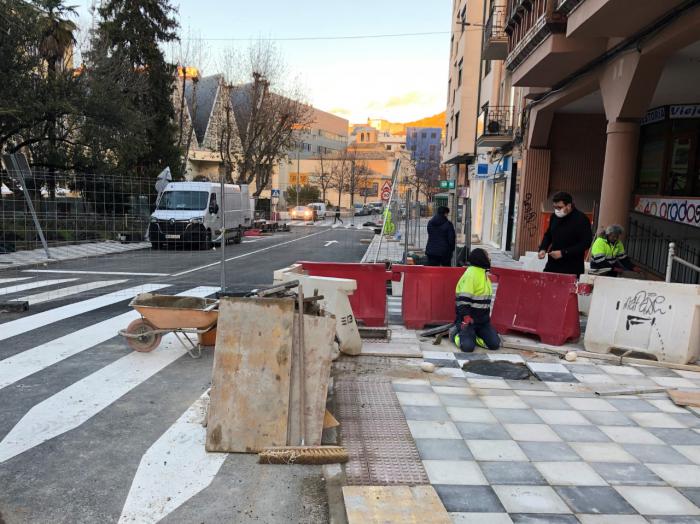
[380, 181, 392, 202]
[271, 189, 280, 197]
[438, 180, 456, 190]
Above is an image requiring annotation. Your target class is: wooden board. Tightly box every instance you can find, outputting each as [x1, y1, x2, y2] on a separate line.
[288, 314, 336, 446]
[343, 485, 451, 524]
[669, 389, 700, 408]
[206, 297, 294, 453]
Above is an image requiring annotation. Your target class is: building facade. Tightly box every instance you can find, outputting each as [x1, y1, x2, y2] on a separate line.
[503, 0, 700, 281]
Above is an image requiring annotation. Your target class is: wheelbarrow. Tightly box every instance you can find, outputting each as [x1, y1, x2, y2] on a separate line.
[119, 293, 218, 358]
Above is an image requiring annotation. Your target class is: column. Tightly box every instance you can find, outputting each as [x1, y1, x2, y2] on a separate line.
[597, 120, 640, 230]
[514, 148, 551, 256]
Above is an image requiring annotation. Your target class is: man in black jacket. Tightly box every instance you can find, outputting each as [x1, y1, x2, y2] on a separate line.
[426, 206, 456, 266]
[537, 192, 592, 277]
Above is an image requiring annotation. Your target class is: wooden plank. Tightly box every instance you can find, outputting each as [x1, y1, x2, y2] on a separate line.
[288, 314, 336, 446]
[669, 389, 700, 408]
[343, 485, 451, 524]
[206, 297, 294, 453]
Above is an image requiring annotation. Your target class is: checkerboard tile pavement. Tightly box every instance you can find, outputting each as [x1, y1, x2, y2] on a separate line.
[394, 356, 700, 523]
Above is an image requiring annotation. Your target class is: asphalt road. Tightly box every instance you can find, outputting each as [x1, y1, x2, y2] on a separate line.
[0, 225, 372, 524]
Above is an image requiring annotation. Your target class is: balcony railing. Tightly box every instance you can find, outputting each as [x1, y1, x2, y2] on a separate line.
[505, 0, 567, 71]
[557, 0, 584, 15]
[484, 3, 508, 60]
[476, 106, 515, 148]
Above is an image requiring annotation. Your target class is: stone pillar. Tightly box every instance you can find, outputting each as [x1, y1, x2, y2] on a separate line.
[597, 120, 640, 231]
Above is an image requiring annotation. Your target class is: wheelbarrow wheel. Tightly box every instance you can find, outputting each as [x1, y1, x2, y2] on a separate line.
[125, 319, 162, 352]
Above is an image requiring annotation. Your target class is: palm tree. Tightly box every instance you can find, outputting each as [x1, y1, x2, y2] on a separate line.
[35, 0, 77, 198]
[36, 0, 78, 75]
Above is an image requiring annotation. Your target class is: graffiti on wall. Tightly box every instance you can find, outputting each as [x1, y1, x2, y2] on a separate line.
[522, 192, 538, 238]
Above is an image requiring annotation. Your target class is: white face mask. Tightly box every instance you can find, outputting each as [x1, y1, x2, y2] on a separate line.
[554, 209, 567, 218]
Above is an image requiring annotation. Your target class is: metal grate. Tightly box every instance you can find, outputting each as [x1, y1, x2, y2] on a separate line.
[334, 378, 428, 486]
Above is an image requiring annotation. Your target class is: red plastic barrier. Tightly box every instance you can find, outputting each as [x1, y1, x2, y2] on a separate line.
[393, 265, 467, 329]
[490, 267, 581, 345]
[299, 261, 393, 327]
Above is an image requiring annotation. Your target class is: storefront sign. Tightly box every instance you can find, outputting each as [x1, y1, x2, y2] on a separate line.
[670, 104, 700, 119]
[634, 196, 700, 229]
[641, 107, 666, 126]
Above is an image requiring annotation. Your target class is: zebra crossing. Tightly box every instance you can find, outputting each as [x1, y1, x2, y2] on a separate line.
[0, 277, 242, 523]
[288, 219, 377, 229]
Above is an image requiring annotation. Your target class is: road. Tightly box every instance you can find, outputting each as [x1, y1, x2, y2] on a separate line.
[0, 225, 372, 524]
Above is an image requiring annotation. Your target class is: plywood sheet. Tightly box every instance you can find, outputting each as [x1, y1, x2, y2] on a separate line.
[206, 297, 294, 453]
[288, 314, 336, 446]
[343, 485, 451, 524]
[669, 389, 700, 408]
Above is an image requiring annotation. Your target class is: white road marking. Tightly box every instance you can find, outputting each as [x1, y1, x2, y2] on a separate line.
[171, 229, 332, 277]
[23, 269, 170, 276]
[13, 279, 129, 305]
[0, 278, 33, 285]
[0, 287, 218, 390]
[0, 335, 189, 463]
[0, 284, 169, 342]
[324, 240, 339, 247]
[0, 279, 77, 296]
[118, 392, 227, 524]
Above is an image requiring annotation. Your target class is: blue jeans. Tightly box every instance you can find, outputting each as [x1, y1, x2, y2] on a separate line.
[456, 322, 501, 352]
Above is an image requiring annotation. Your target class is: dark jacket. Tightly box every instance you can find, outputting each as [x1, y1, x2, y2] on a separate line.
[426, 214, 456, 258]
[539, 207, 592, 277]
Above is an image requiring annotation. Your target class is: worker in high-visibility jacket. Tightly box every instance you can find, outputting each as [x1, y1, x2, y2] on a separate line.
[383, 208, 395, 235]
[450, 248, 501, 352]
[589, 224, 641, 277]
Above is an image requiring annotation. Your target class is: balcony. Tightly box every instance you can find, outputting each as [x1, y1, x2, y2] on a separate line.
[476, 106, 515, 148]
[556, 0, 583, 15]
[483, 3, 508, 60]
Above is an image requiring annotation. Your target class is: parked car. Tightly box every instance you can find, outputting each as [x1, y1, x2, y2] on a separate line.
[290, 205, 316, 221]
[149, 182, 252, 249]
[353, 203, 370, 216]
[307, 202, 328, 219]
[367, 202, 384, 214]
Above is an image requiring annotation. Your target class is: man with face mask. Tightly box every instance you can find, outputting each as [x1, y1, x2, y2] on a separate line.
[537, 192, 592, 277]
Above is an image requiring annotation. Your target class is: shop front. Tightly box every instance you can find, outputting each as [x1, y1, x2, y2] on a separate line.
[469, 155, 513, 250]
[627, 104, 700, 283]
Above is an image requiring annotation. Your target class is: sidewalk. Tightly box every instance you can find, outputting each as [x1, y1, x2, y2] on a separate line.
[0, 241, 150, 270]
[331, 327, 700, 523]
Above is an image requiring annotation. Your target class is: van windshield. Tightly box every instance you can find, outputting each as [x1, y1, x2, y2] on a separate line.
[157, 191, 209, 211]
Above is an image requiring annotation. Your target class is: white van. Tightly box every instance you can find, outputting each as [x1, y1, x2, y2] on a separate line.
[307, 202, 328, 220]
[149, 182, 253, 249]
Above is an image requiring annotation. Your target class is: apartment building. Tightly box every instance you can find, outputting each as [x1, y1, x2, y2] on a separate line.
[444, 0, 522, 252]
[502, 0, 700, 280]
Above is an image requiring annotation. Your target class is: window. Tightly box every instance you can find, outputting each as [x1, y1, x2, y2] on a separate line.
[431, 132, 437, 139]
[386, 145, 392, 151]
[430, 144, 437, 152]
[458, 59, 463, 87]
[422, 132, 427, 139]
[484, 60, 491, 76]
[446, 124, 449, 148]
[454, 112, 460, 139]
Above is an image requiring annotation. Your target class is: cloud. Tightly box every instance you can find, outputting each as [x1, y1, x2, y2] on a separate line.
[329, 107, 351, 117]
[384, 91, 433, 108]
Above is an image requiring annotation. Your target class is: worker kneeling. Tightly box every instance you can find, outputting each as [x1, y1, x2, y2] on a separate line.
[450, 248, 501, 352]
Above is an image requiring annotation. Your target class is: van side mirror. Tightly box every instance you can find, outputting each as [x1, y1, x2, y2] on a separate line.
[210, 203, 219, 214]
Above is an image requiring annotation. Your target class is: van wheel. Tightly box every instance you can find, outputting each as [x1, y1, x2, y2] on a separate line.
[202, 229, 213, 250]
[233, 228, 242, 244]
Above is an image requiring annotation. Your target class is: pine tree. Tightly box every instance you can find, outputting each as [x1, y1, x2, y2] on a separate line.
[96, 0, 180, 177]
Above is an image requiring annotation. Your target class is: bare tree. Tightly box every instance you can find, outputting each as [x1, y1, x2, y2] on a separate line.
[310, 148, 332, 204]
[329, 148, 353, 208]
[346, 152, 372, 214]
[220, 41, 313, 198]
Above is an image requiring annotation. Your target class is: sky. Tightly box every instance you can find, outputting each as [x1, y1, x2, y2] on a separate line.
[74, 0, 452, 125]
